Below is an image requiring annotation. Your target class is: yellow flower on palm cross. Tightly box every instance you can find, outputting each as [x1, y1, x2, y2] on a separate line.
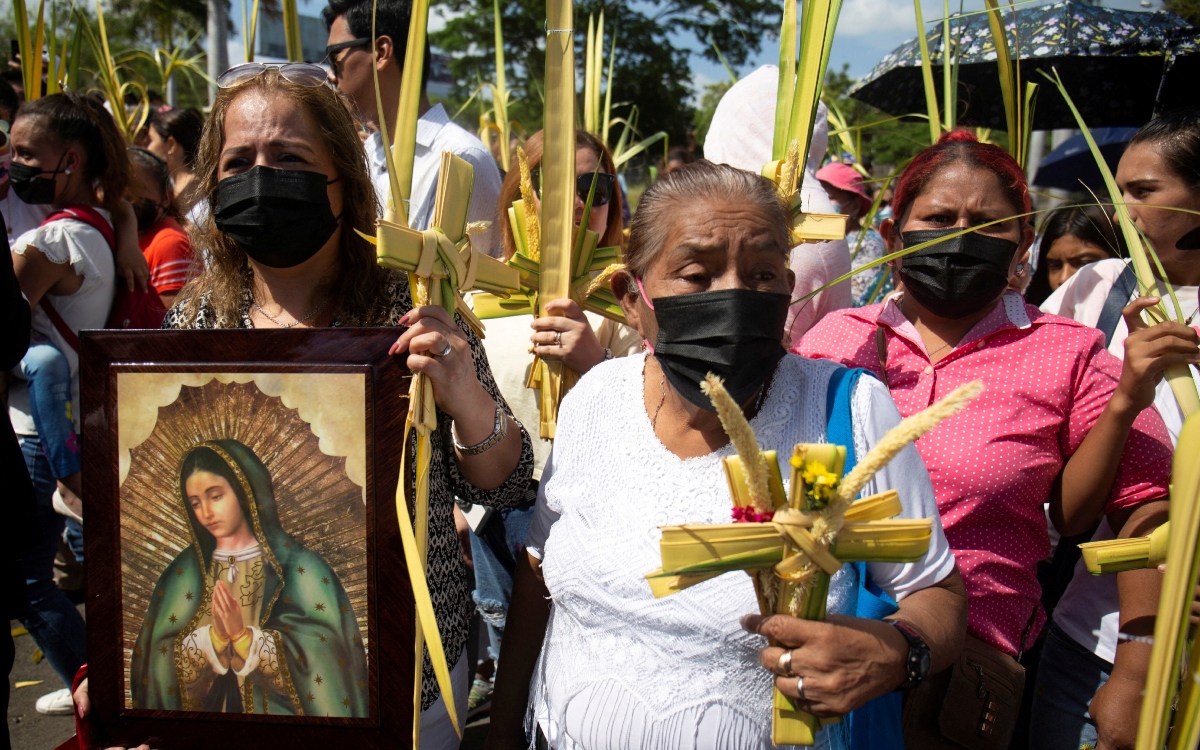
[800, 461, 840, 508]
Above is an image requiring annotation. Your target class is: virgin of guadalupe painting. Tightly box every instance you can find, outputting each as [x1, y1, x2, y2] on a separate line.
[82, 330, 414, 747]
[130, 439, 367, 716]
[117, 373, 372, 719]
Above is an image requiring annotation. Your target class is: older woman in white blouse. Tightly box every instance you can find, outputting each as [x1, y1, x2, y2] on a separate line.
[486, 161, 967, 750]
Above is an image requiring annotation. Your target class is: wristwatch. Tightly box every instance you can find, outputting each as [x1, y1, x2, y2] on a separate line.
[890, 620, 932, 690]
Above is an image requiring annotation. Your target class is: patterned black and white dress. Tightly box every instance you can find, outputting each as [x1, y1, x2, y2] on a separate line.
[163, 270, 535, 710]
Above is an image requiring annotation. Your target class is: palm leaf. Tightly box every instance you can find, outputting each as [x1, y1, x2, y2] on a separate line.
[710, 36, 739, 85]
[602, 24, 617, 143]
[784, 0, 842, 172]
[31, 0, 46, 101]
[983, 0, 1021, 162]
[913, 0, 941, 142]
[493, 0, 512, 171]
[773, 0, 797, 160]
[282, 0, 303, 62]
[1136, 415, 1200, 748]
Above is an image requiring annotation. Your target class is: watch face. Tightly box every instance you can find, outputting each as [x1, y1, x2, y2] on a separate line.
[917, 648, 931, 678]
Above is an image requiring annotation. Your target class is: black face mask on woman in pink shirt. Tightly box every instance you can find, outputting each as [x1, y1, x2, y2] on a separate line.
[899, 228, 1019, 319]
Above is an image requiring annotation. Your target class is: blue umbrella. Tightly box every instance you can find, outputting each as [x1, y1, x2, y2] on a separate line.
[1032, 127, 1138, 193]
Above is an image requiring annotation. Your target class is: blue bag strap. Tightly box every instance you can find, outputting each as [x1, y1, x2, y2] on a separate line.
[1095, 263, 1137, 348]
[824, 366, 863, 473]
[824, 366, 905, 750]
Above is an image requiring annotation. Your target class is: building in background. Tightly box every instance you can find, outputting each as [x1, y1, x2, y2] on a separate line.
[256, 12, 329, 62]
[427, 53, 454, 100]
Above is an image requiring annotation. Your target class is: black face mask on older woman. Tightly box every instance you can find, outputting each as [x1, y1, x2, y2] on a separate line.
[214, 166, 339, 268]
[641, 284, 790, 411]
[898, 228, 1019, 319]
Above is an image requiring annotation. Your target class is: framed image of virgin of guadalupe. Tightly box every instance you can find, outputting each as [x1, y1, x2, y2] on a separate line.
[80, 328, 414, 749]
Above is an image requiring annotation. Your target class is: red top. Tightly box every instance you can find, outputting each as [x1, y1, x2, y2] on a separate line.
[795, 291, 1173, 656]
[139, 217, 197, 295]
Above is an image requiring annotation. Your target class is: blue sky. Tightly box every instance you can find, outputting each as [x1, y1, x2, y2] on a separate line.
[233, 0, 1168, 100]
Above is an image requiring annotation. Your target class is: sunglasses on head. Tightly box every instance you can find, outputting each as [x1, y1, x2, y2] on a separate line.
[217, 62, 329, 89]
[324, 37, 372, 78]
[529, 169, 616, 207]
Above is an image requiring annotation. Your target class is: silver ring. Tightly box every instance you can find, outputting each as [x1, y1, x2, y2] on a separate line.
[553, 331, 562, 347]
[795, 676, 804, 699]
[776, 650, 794, 677]
[435, 341, 452, 357]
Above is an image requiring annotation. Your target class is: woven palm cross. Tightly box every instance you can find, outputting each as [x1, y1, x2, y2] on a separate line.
[473, 149, 625, 326]
[646, 376, 982, 745]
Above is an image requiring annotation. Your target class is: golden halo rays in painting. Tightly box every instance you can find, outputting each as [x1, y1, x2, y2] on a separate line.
[117, 373, 369, 718]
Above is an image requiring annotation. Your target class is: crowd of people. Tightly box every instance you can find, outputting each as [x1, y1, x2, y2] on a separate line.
[2, 1, 1199, 749]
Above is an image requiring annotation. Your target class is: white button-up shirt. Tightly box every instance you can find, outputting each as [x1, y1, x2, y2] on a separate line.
[367, 103, 504, 258]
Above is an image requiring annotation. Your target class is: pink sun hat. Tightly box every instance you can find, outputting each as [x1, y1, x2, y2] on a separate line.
[815, 162, 872, 217]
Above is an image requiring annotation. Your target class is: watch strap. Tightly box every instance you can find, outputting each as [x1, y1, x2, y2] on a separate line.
[890, 619, 932, 690]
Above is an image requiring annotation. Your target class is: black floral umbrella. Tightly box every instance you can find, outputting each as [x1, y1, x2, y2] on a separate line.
[849, 0, 1189, 130]
[1156, 29, 1199, 115]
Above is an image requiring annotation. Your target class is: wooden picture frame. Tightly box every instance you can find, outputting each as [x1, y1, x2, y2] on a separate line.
[81, 328, 414, 749]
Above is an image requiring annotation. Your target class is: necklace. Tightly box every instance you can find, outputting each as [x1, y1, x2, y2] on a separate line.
[651, 371, 667, 429]
[252, 297, 329, 328]
[646, 357, 774, 431]
[926, 339, 955, 358]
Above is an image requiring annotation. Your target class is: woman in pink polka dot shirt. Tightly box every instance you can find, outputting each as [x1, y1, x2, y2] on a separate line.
[794, 131, 1186, 738]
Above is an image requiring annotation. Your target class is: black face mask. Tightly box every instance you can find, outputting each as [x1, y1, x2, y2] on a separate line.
[133, 199, 164, 231]
[898, 228, 1019, 319]
[1176, 226, 1200, 251]
[647, 288, 790, 411]
[9, 155, 66, 205]
[214, 166, 339, 268]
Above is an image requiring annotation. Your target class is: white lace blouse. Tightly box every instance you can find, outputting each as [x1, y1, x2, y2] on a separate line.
[525, 353, 955, 750]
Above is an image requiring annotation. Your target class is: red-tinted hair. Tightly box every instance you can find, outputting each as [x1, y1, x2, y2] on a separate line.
[892, 130, 1031, 226]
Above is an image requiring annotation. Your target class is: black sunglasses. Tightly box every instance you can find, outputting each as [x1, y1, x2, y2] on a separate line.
[529, 169, 616, 207]
[324, 38, 372, 77]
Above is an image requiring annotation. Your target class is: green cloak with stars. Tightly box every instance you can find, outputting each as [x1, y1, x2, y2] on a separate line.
[130, 439, 368, 717]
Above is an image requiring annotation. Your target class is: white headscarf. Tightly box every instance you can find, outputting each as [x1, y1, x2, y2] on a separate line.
[703, 65, 837, 214]
[702, 64, 853, 344]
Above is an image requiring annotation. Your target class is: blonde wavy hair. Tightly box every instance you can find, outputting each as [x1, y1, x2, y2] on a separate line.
[173, 69, 390, 327]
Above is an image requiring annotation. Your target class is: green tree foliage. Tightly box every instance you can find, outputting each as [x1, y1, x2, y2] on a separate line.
[823, 63, 930, 170]
[694, 78, 733, 149]
[1, 0, 212, 110]
[109, 0, 208, 48]
[432, 0, 782, 147]
[1165, 0, 1200, 26]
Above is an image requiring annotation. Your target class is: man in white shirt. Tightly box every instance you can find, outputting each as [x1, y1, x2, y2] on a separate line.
[322, 0, 504, 258]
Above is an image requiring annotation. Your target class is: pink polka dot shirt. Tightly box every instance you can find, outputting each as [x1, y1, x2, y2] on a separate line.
[795, 292, 1173, 657]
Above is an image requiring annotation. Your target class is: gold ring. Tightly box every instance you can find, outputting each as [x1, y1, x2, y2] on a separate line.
[553, 331, 562, 347]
